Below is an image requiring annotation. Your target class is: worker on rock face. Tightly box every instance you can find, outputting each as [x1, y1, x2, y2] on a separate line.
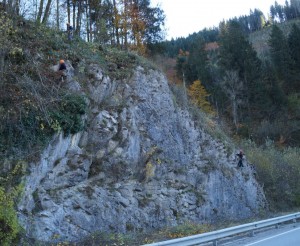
[67, 23, 73, 41]
[58, 59, 67, 82]
[236, 150, 244, 168]
[58, 59, 66, 71]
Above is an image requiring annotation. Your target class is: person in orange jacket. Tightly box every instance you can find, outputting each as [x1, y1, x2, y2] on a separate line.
[58, 59, 67, 81]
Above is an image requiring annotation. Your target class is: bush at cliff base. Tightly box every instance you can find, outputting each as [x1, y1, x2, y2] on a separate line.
[0, 187, 20, 246]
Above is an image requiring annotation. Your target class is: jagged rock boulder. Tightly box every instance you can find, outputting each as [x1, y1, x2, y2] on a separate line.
[18, 64, 266, 242]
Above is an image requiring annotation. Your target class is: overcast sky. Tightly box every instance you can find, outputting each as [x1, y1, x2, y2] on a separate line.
[151, 0, 287, 40]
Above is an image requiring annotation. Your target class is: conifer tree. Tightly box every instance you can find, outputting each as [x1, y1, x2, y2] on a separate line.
[184, 38, 211, 88]
[269, 24, 294, 93]
[218, 20, 262, 116]
[288, 24, 300, 75]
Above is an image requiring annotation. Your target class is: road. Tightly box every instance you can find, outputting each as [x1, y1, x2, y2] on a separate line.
[243, 227, 300, 246]
[218, 222, 300, 246]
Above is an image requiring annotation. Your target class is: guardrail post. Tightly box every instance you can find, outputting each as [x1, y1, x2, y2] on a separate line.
[293, 218, 297, 227]
[213, 240, 218, 246]
[275, 224, 279, 229]
[250, 230, 255, 237]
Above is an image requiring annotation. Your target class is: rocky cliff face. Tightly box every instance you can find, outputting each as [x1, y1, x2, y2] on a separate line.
[18, 63, 266, 242]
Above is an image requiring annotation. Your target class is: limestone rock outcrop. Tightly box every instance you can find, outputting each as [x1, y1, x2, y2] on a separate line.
[18, 64, 266, 242]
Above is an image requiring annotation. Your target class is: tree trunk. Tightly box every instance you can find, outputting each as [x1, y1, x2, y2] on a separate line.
[16, 0, 20, 15]
[56, 0, 59, 29]
[42, 0, 52, 24]
[123, 0, 128, 48]
[232, 97, 238, 129]
[72, 0, 76, 32]
[89, 0, 93, 41]
[85, 0, 89, 41]
[37, 0, 44, 23]
[112, 0, 120, 46]
[0, 49, 5, 83]
[7, 0, 20, 15]
[67, 0, 70, 24]
[76, 0, 82, 36]
[6, 0, 12, 13]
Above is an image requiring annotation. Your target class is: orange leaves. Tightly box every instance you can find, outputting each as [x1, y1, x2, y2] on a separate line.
[188, 80, 215, 115]
[178, 49, 189, 57]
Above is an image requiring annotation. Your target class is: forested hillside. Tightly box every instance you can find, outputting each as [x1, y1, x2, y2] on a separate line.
[151, 0, 300, 211]
[154, 1, 300, 147]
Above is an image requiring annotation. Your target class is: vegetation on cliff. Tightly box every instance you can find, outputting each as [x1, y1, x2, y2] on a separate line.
[0, 10, 155, 246]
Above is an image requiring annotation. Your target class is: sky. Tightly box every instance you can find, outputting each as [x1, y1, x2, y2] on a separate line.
[151, 0, 287, 40]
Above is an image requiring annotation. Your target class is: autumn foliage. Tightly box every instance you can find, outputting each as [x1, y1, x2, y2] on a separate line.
[188, 80, 214, 115]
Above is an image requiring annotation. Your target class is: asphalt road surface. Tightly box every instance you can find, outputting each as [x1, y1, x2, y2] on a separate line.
[218, 222, 300, 246]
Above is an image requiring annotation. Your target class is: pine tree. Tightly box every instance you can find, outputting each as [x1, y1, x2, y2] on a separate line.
[218, 20, 262, 116]
[262, 61, 287, 113]
[269, 24, 294, 93]
[184, 38, 211, 87]
[288, 24, 300, 73]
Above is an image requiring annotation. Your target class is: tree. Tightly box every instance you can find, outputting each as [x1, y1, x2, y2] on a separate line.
[75, 0, 83, 36]
[221, 70, 244, 128]
[270, 5, 276, 22]
[91, 0, 112, 44]
[218, 20, 262, 116]
[176, 49, 189, 105]
[261, 60, 287, 117]
[118, 0, 165, 53]
[184, 38, 211, 88]
[275, 1, 285, 22]
[290, 0, 300, 18]
[112, 0, 121, 46]
[36, 0, 53, 24]
[288, 24, 300, 74]
[248, 9, 265, 31]
[67, 0, 71, 24]
[42, 0, 52, 24]
[284, 0, 292, 20]
[0, 13, 15, 80]
[56, 0, 60, 29]
[36, 0, 44, 23]
[188, 80, 214, 115]
[129, 0, 146, 53]
[268, 24, 294, 93]
[139, 0, 165, 44]
[176, 49, 189, 82]
[5, 0, 20, 15]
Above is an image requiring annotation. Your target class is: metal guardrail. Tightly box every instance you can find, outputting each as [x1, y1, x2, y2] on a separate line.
[142, 212, 300, 246]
